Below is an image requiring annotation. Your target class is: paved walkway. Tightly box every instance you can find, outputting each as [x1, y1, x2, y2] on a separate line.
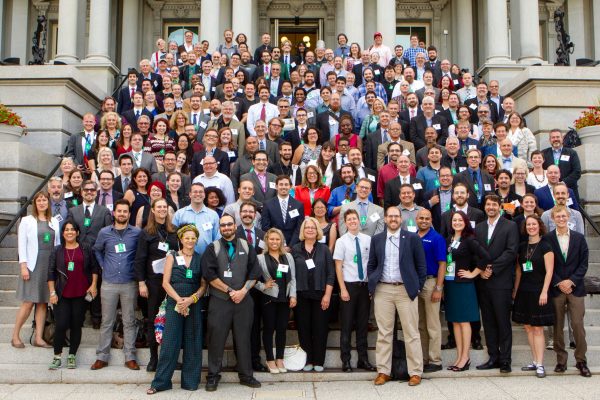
[1, 376, 598, 400]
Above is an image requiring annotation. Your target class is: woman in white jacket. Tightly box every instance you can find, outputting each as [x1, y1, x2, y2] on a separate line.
[12, 191, 60, 348]
[507, 112, 537, 168]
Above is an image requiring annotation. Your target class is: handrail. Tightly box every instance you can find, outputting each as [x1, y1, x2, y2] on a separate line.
[0, 154, 63, 245]
[579, 199, 600, 236]
[111, 73, 128, 100]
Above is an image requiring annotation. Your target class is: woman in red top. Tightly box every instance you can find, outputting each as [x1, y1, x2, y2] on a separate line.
[294, 165, 331, 216]
[116, 123, 133, 157]
[334, 115, 363, 153]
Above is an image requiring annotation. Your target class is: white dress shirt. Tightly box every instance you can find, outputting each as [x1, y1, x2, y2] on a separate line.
[246, 101, 279, 136]
[382, 230, 402, 283]
[333, 231, 371, 282]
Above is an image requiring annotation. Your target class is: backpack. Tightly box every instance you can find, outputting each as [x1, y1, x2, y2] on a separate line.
[563, 127, 581, 148]
[391, 315, 410, 381]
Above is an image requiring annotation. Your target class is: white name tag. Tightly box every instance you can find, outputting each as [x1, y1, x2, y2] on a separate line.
[269, 182, 276, 189]
[290, 62, 297, 68]
[560, 155, 570, 161]
[374, 70, 380, 75]
[106, 204, 113, 211]
[258, 239, 265, 249]
[307, 112, 314, 119]
[114, 243, 127, 253]
[370, 213, 380, 222]
[412, 183, 422, 190]
[318, 236, 327, 243]
[277, 264, 289, 273]
[453, 79, 459, 85]
[64, 192, 73, 199]
[483, 184, 491, 191]
[567, 198, 573, 206]
[367, 174, 375, 182]
[328, 117, 337, 126]
[211, 87, 216, 92]
[289, 209, 299, 218]
[470, 221, 476, 228]
[55, 214, 63, 222]
[451, 240, 460, 249]
[228, 151, 236, 158]
[402, 149, 411, 156]
[512, 200, 521, 208]
[469, 103, 477, 110]
[459, 167, 466, 172]
[202, 222, 212, 231]
[306, 259, 316, 269]
[158, 242, 169, 252]
[224, 270, 232, 278]
[230, 128, 238, 136]
[433, 124, 441, 130]
[237, 89, 243, 93]
[203, 108, 210, 114]
[199, 121, 208, 129]
[469, 145, 477, 150]
[407, 225, 417, 233]
[176, 256, 186, 265]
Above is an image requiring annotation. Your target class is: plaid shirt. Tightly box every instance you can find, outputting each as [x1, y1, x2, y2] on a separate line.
[355, 82, 388, 104]
[403, 47, 427, 67]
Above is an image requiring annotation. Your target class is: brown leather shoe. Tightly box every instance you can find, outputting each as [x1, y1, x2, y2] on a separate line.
[90, 360, 108, 370]
[374, 373, 391, 385]
[408, 375, 422, 386]
[125, 360, 140, 370]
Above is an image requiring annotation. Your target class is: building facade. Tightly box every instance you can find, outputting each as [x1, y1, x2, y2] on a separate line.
[2, 0, 600, 76]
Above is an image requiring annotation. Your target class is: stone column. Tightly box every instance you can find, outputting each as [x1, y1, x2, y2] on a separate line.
[377, 0, 396, 48]
[344, 0, 364, 49]
[454, 0, 473, 72]
[55, 0, 80, 63]
[515, 0, 542, 63]
[485, 0, 510, 63]
[85, 0, 111, 62]
[232, 0, 252, 41]
[567, 0, 587, 60]
[201, 0, 220, 52]
[8, 0, 29, 63]
[594, 0, 600, 60]
[120, 0, 139, 71]
[0, 0, 4, 58]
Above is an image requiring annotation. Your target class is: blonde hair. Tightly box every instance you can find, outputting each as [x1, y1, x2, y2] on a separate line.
[100, 111, 122, 131]
[264, 228, 287, 256]
[299, 217, 324, 242]
[169, 110, 189, 130]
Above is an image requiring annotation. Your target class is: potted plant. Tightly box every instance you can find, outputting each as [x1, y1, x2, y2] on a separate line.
[575, 103, 600, 145]
[0, 103, 27, 141]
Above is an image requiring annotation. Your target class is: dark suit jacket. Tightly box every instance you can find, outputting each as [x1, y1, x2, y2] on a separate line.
[240, 171, 278, 204]
[152, 172, 192, 195]
[399, 108, 424, 126]
[122, 108, 154, 132]
[137, 72, 163, 93]
[439, 205, 485, 238]
[190, 148, 230, 179]
[261, 196, 305, 247]
[254, 45, 274, 64]
[545, 229, 588, 297]
[541, 147, 582, 191]
[464, 98, 499, 124]
[367, 229, 427, 298]
[351, 63, 371, 87]
[236, 225, 265, 254]
[408, 114, 449, 151]
[65, 132, 93, 166]
[265, 78, 284, 97]
[383, 176, 425, 210]
[452, 169, 495, 209]
[534, 185, 580, 212]
[95, 190, 123, 208]
[284, 125, 308, 154]
[364, 129, 387, 171]
[474, 216, 519, 290]
[114, 175, 132, 194]
[422, 188, 455, 233]
[67, 204, 113, 248]
[116, 86, 135, 114]
[439, 108, 458, 126]
[314, 110, 352, 145]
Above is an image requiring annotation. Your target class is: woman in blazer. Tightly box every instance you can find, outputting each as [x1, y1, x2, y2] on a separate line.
[12, 191, 60, 348]
[507, 112, 537, 166]
[47, 220, 99, 369]
[255, 228, 297, 374]
[294, 165, 331, 217]
[292, 217, 335, 372]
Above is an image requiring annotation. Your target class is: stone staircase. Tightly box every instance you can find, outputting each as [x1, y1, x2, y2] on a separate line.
[1, 232, 600, 384]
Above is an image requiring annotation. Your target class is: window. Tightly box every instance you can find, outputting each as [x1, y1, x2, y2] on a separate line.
[396, 24, 430, 49]
[164, 24, 199, 45]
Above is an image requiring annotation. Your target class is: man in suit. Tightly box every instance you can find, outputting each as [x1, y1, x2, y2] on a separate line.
[125, 133, 158, 175]
[114, 154, 134, 194]
[384, 155, 425, 209]
[541, 183, 585, 234]
[376, 121, 416, 168]
[254, 120, 279, 164]
[497, 139, 528, 173]
[284, 108, 309, 154]
[352, 50, 372, 88]
[440, 136, 468, 174]
[253, 33, 273, 63]
[315, 93, 352, 144]
[408, 96, 448, 151]
[542, 129, 582, 202]
[546, 205, 592, 377]
[137, 59, 163, 93]
[414, 71, 440, 104]
[65, 113, 96, 170]
[439, 182, 485, 238]
[464, 82, 499, 124]
[452, 148, 495, 209]
[240, 151, 277, 205]
[488, 80, 504, 119]
[364, 110, 392, 171]
[338, 178, 385, 236]
[96, 170, 123, 211]
[187, 94, 211, 143]
[261, 175, 304, 248]
[151, 151, 192, 195]
[474, 195, 519, 373]
[534, 165, 580, 211]
[422, 166, 454, 232]
[190, 129, 230, 179]
[122, 92, 153, 132]
[268, 141, 302, 187]
[116, 69, 139, 114]
[367, 206, 427, 386]
[433, 59, 460, 89]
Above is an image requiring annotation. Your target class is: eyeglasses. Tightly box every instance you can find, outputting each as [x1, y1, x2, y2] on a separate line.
[219, 222, 235, 227]
[83, 188, 96, 192]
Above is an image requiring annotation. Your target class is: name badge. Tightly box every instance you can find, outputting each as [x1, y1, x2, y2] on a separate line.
[269, 182, 276, 189]
[176, 255, 186, 265]
[451, 240, 460, 249]
[203, 108, 210, 114]
[154, 81, 158, 87]
[453, 79, 459, 85]
[433, 124, 441, 130]
[470, 221, 476, 228]
[328, 117, 337, 126]
[199, 121, 208, 129]
[407, 225, 417, 233]
[258, 240, 265, 249]
[290, 62, 297, 68]
[230, 128, 238, 136]
[158, 242, 169, 252]
[185, 269, 193, 278]
[402, 149, 411, 156]
[211, 87, 216, 92]
[484, 184, 492, 191]
[84, 218, 91, 227]
[202, 222, 212, 231]
[560, 155, 570, 162]
[67, 261, 75, 271]
[512, 200, 521, 208]
[567, 198, 573, 206]
[64, 192, 73, 199]
[307, 112, 314, 119]
[469, 103, 477, 110]
[459, 167, 467, 172]
[106, 204, 113, 211]
[43, 232, 51, 243]
[522, 261, 533, 272]
[224, 270, 233, 278]
[468, 145, 477, 150]
[115, 243, 126, 253]
[412, 183, 422, 190]
[289, 209, 299, 218]
[370, 213, 380, 222]
[237, 89, 244, 93]
[305, 259, 316, 270]
[55, 214, 63, 222]
[228, 151, 236, 158]
[367, 174, 376, 182]
[318, 236, 327, 243]
[342, 199, 350, 205]
[277, 264, 289, 273]
[374, 70, 380, 75]
[445, 261, 455, 280]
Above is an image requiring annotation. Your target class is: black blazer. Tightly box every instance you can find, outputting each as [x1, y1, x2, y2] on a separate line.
[67, 204, 113, 248]
[351, 63, 370, 87]
[94, 190, 123, 207]
[137, 72, 163, 93]
[439, 206, 485, 238]
[383, 176, 425, 210]
[266, 78, 284, 97]
[190, 148, 230, 179]
[236, 226, 265, 254]
[545, 229, 588, 297]
[452, 169, 495, 209]
[48, 244, 99, 299]
[314, 110, 353, 146]
[65, 132, 93, 166]
[114, 175, 132, 194]
[292, 242, 335, 292]
[364, 129, 387, 171]
[399, 108, 423, 125]
[367, 229, 427, 298]
[116, 86, 134, 114]
[254, 45, 274, 64]
[541, 147, 582, 191]
[422, 188, 454, 233]
[261, 196, 305, 247]
[464, 98, 499, 124]
[474, 217, 519, 290]
[408, 114, 449, 151]
[122, 108, 154, 132]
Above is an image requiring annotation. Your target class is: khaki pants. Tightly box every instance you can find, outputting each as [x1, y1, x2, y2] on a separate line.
[553, 293, 587, 365]
[374, 283, 423, 376]
[418, 278, 442, 365]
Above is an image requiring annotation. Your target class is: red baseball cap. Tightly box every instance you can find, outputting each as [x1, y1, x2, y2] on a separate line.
[374, 32, 382, 38]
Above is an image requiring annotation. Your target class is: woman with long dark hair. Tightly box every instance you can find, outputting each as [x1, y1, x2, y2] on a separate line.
[294, 165, 331, 217]
[123, 168, 151, 226]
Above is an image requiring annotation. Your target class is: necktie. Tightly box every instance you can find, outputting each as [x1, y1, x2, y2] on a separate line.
[130, 88, 135, 99]
[135, 110, 140, 118]
[260, 140, 265, 150]
[383, 129, 389, 142]
[227, 241, 235, 261]
[260, 104, 266, 121]
[360, 202, 368, 220]
[84, 206, 91, 219]
[192, 113, 198, 126]
[265, 65, 269, 76]
[101, 192, 108, 206]
[123, 177, 130, 192]
[285, 55, 289, 65]
[472, 171, 480, 196]
[355, 237, 364, 281]
[410, 109, 415, 119]
[341, 155, 346, 165]
[281, 198, 288, 223]
[54, 203, 61, 216]
[300, 128, 304, 139]
[246, 229, 253, 245]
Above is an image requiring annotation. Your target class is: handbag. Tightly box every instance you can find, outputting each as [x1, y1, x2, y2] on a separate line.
[282, 345, 307, 371]
[30, 305, 55, 345]
[391, 315, 410, 381]
[154, 298, 167, 344]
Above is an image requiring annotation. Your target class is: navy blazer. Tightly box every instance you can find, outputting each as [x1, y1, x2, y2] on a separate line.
[534, 185, 579, 212]
[366, 229, 427, 299]
[541, 147, 582, 191]
[261, 196, 305, 247]
[545, 229, 588, 297]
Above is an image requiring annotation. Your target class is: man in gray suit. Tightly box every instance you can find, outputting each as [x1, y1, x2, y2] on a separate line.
[151, 151, 191, 194]
[254, 120, 280, 165]
[187, 94, 211, 143]
[240, 151, 277, 205]
[65, 113, 96, 167]
[338, 177, 385, 236]
[125, 132, 158, 175]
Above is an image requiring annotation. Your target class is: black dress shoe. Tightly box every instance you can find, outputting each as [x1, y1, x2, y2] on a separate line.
[252, 363, 268, 372]
[175, 362, 183, 370]
[471, 340, 483, 350]
[342, 361, 353, 372]
[570, 341, 577, 349]
[205, 375, 220, 392]
[476, 360, 500, 370]
[554, 363, 567, 373]
[500, 363, 512, 373]
[92, 321, 101, 330]
[240, 376, 261, 388]
[576, 362, 592, 377]
[424, 364, 443, 373]
[146, 356, 157, 372]
[357, 360, 376, 371]
[441, 341, 456, 350]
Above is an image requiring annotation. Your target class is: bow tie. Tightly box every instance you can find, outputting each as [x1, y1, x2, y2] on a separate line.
[503, 158, 511, 163]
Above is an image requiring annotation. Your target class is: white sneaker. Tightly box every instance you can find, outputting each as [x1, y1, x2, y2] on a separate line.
[546, 340, 554, 350]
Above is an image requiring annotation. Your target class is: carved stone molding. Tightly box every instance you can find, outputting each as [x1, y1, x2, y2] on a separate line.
[32, 0, 51, 16]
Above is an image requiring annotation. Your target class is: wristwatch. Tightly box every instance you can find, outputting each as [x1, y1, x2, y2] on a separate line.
[434, 285, 443, 292]
[226, 287, 233, 294]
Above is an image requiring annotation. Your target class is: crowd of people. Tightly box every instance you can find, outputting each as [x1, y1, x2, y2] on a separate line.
[12, 28, 592, 395]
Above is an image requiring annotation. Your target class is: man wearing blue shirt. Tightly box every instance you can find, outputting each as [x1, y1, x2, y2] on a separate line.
[91, 199, 142, 371]
[328, 164, 373, 218]
[416, 146, 443, 192]
[172, 182, 221, 256]
[416, 209, 446, 373]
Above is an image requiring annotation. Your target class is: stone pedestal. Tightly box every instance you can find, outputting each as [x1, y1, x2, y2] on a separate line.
[0, 125, 24, 142]
[476, 63, 523, 88]
[77, 62, 121, 96]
